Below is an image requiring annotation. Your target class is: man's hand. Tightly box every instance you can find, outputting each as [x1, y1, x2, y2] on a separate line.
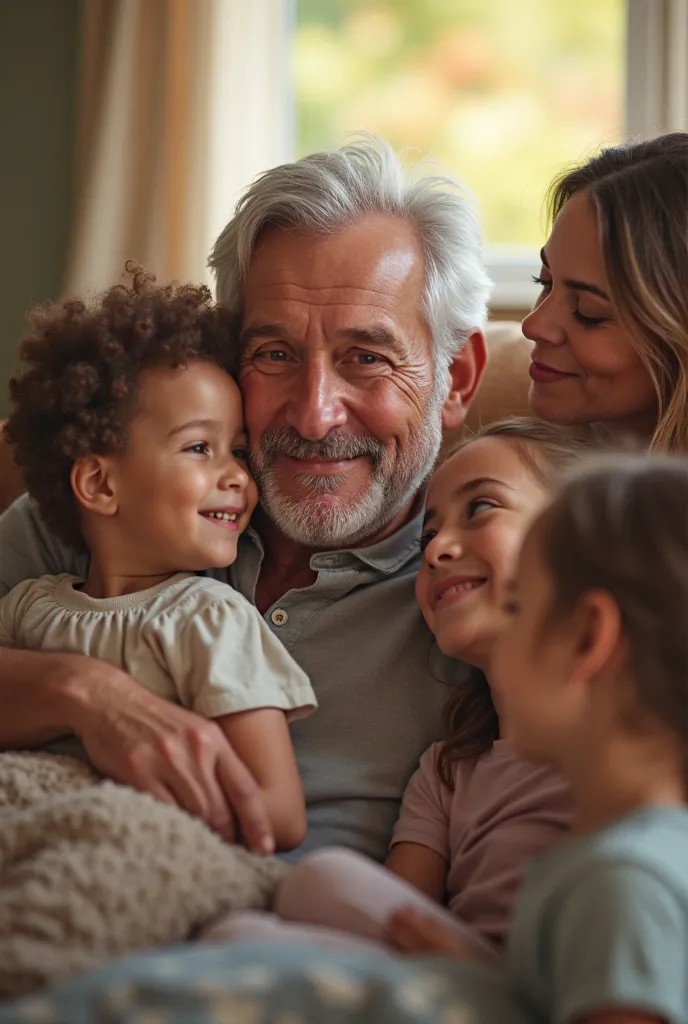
[386, 907, 487, 962]
[65, 655, 275, 853]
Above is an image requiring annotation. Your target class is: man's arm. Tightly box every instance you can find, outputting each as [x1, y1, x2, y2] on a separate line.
[0, 644, 275, 853]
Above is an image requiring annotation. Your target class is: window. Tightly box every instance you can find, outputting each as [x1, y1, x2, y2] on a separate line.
[291, 0, 625, 308]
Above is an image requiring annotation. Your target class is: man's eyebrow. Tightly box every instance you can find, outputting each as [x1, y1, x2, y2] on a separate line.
[422, 477, 513, 523]
[539, 247, 610, 301]
[165, 418, 221, 439]
[239, 323, 291, 347]
[339, 325, 405, 356]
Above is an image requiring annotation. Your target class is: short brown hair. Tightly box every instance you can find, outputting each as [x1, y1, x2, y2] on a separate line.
[436, 417, 595, 788]
[5, 266, 235, 552]
[547, 132, 688, 454]
[538, 454, 688, 778]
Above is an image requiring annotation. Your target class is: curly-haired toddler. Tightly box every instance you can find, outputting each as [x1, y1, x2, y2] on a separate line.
[0, 268, 317, 852]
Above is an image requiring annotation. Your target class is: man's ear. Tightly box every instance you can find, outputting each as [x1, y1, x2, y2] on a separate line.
[441, 329, 488, 432]
[570, 589, 624, 686]
[70, 456, 119, 518]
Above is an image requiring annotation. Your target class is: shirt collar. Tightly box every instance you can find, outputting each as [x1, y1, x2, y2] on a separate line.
[242, 502, 426, 577]
[347, 507, 424, 574]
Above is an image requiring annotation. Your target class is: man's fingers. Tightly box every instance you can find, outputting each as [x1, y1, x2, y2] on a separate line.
[216, 750, 274, 855]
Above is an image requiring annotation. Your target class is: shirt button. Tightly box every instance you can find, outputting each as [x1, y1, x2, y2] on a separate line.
[271, 608, 288, 626]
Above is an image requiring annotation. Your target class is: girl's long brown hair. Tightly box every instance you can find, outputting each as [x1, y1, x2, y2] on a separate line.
[539, 455, 688, 785]
[547, 132, 688, 454]
[436, 417, 594, 788]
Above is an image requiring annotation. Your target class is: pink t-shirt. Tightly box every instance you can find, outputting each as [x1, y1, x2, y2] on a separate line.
[391, 739, 571, 948]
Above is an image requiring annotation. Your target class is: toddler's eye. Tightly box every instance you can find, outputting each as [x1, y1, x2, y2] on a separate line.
[186, 442, 210, 456]
[232, 447, 249, 461]
[419, 530, 436, 553]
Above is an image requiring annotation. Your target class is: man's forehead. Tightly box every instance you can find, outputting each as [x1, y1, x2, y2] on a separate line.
[242, 217, 425, 295]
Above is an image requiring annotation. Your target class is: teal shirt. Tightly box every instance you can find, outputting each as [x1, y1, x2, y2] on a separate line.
[508, 806, 688, 1024]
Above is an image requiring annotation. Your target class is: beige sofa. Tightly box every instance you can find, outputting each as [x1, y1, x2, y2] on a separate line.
[0, 321, 532, 516]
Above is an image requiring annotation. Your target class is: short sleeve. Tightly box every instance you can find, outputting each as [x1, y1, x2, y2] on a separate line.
[162, 591, 318, 722]
[390, 744, 450, 860]
[549, 862, 688, 1024]
[0, 577, 50, 648]
[0, 495, 87, 597]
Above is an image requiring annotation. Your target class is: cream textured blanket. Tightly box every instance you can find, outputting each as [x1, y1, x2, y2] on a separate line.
[0, 751, 289, 999]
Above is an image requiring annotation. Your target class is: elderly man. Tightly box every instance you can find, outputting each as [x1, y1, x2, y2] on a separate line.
[0, 138, 490, 862]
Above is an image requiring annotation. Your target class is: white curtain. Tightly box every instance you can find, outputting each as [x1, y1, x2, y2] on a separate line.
[64, 0, 291, 297]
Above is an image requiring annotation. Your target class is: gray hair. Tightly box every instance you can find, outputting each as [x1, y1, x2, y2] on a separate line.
[209, 135, 493, 372]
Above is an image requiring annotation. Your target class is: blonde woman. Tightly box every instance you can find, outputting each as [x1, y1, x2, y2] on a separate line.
[525, 131, 688, 453]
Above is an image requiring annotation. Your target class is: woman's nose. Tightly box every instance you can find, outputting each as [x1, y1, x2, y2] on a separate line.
[522, 292, 567, 347]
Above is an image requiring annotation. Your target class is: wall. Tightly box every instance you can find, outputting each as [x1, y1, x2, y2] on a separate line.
[0, 0, 80, 417]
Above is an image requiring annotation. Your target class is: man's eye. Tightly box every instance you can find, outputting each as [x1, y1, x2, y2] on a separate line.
[420, 530, 436, 553]
[255, 348, 289, 361]
[186, 442, 210, 456]
[354, 353, 382, 365]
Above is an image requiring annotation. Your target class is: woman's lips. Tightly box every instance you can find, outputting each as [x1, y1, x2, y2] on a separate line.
[529, 360, 577, 384]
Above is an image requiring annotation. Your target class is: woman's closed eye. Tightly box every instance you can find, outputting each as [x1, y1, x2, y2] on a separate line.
[572, 307, 609, 329]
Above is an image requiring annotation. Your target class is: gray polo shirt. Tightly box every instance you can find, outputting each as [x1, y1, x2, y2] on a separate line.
[0, 496, 469, 862]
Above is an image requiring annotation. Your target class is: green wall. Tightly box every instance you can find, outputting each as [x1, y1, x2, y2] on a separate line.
[0, 0, 80, 416]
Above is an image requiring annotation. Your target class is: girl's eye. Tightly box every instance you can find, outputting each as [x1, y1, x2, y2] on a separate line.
[232, 447, 249, 461]
[467, 498, 496, 519]
[572, 308, 608, 329]
[186, 442, 210, 456]
[419, 530, 436, 553]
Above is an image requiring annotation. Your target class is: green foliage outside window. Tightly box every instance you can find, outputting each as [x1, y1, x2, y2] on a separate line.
[293, 0, 624, 246]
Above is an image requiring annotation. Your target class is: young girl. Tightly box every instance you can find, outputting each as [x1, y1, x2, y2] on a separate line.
[0, 268, 317, 852]
[202, 418, 591, 956]
[387, 454, 688, 1024]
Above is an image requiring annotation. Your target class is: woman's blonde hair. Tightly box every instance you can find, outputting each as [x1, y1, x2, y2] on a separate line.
[436, 417, 594, 787]
[548, 132, 688, 454]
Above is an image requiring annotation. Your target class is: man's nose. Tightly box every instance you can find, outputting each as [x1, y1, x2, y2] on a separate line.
[285, 357, 348, 440]
[522, 291, 567, 347]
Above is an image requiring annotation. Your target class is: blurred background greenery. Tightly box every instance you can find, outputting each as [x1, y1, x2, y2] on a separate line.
[293, 0, 624, 249]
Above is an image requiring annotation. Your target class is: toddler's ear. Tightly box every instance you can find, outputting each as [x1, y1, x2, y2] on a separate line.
[70, 456, 118, 517]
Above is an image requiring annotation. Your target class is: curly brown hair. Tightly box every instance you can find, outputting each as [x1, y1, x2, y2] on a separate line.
[435, 417, 596, 789]
[5, 265, 236, 553]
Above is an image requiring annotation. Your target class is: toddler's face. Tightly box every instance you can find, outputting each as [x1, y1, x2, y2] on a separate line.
[107, 361, 257, 572]
[416, 437, 549, 674]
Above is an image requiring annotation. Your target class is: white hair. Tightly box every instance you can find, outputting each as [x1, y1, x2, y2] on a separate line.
[209, 134, 493, 372]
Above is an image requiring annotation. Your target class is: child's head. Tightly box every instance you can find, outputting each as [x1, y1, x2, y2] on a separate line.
[494, 455, 688, 778]
[417, 417, 592, 672]
[6, 268, 257, 573]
